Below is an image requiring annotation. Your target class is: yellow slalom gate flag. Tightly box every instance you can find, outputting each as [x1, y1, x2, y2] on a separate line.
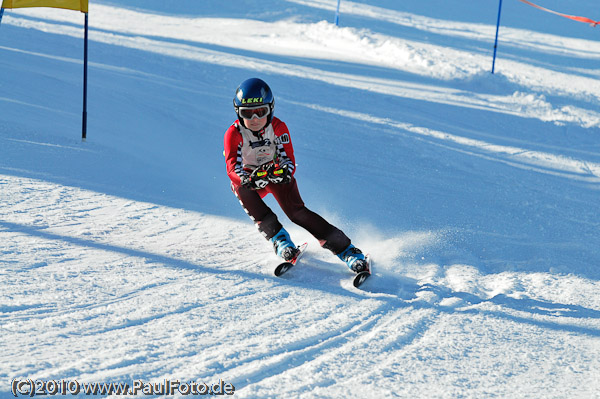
[0, 0, 90, 139]
[1, 0, 88, 12]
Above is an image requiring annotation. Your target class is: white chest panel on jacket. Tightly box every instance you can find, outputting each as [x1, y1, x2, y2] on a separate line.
[238, 123, 278, 169]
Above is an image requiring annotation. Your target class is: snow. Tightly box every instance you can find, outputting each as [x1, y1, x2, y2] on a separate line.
[1, 0, 600, 397]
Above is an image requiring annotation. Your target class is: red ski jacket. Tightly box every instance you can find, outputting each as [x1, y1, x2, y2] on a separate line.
[224, 117, 296, 187]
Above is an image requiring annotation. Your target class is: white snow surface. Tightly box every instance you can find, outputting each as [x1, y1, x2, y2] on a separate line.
[1, 0, 600, 397]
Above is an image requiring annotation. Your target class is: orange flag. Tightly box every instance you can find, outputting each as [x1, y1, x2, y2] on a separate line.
[2, 0, 88, 13]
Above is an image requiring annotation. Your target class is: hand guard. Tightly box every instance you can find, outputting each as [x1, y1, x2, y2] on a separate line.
[267, 163, 292, 184]
[241, 166, 270, 190]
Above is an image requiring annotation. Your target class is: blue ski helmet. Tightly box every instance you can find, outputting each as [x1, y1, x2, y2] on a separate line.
[233, 78, 275, 126]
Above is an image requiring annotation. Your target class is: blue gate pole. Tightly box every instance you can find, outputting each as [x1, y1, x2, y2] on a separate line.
[0, 8, 5, 27]
[491, 0, 503, 74]
[334, 0, 341, 26]
[82, 12, 88, 141]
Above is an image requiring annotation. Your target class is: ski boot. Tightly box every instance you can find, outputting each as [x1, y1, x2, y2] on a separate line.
[338, 244, 368, 273]
[270, 227, 299, 261]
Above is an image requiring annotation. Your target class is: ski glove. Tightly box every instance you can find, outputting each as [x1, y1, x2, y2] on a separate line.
[267, 163, 292, 184]
[241, 167, 270, 190]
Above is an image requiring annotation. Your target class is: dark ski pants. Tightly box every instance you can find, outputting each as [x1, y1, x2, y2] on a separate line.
[231, 178, 350, 255]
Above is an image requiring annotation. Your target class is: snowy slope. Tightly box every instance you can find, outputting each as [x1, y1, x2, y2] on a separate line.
[1, 0, 600, 397]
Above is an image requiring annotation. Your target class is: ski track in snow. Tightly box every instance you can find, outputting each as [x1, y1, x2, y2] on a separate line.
[2, 1, 600, 397]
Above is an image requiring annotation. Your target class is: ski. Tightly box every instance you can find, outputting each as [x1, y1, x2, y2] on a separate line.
[352, 254, 372, 288]
[274, 242, 308, 277]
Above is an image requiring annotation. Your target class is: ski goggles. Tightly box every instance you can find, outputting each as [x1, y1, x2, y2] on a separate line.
[238, 105, 270, 120]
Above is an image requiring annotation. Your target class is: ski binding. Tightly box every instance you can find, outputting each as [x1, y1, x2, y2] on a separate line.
[352, 254, 372, 288]
[274, 242, 308, 277]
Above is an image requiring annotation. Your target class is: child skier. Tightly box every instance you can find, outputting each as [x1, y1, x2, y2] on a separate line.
[223, 77, 368, 273]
